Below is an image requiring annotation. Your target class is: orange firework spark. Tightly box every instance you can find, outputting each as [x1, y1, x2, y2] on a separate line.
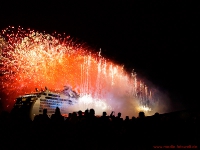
[0, 26, 157, 115]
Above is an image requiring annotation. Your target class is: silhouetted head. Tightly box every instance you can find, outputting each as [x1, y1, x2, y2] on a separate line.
[67, 113, 72, 119]
[138, 111, 145, 118]
[153, 112, 160, 120]
[102, 112, 107, 117]
[55, 107, 61, 115]
[84, 109, 89, 117]
[117, 112, 121, 118]
[72, 112, 77, 117]
[43, 109, 47, 115]
[78, 110, 82, 116]
[89, 109, 95, 116]
[125, 116, 129, 120]
[132, 116, 136, 120]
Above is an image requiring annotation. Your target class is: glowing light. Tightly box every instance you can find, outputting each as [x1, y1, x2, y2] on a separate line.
[0, 26, 160, 117]
[78, 94, 111, 111]
[137, 105, 152, 112]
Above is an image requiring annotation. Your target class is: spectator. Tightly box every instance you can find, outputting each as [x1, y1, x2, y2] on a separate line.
[51, 107, 64, 123]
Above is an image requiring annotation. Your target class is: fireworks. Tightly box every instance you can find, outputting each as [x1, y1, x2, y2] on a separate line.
[0, 26, 159, 116]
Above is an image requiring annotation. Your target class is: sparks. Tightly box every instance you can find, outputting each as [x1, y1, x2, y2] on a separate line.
[0, 26, 160, 116]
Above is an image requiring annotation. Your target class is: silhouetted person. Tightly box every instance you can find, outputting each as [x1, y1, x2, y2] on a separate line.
[124, 116, 130, 128]
[80, 109, 89, 126]
[69, 112, 78, 124]
[138, 111, 145, 119]
[84, 109, 89, 118]
[41, 109, 50, 122]
[78, 110, 83, 117]
[116, 112, 123, 121]
[153, 112, 160, 122]
[101, 111, 110, 124]
[117, 112, 122, 118]
[33, 109, 50, 124]
[64, 113, 72, 125]
[125, 116, 129, 121]
[33, 114, 40, 122]
[41, 109, 47, 117]
[131, 116, 136, 123]
[51, 107, 64, 123]
[103, 111, 107, 117]
[77, 110, 84, 123]
[109, 111, 115, 121]
[68, 113, 72, 118]
[154, 112, 159, 117]
[130, 116, 136, 128]
[114, 112, 123, 126]
[88, 109, 98, 126]
[137, 111, 146, 135]
[89, 108, 95, 117]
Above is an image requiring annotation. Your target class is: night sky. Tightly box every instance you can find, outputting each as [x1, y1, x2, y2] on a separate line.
[0, 1, 199, 112]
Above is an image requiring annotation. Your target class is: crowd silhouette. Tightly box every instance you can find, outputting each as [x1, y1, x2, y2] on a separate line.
[0, 107, 199, 149]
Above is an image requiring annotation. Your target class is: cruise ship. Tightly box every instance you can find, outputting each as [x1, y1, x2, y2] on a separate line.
[11, 86, 79, 120]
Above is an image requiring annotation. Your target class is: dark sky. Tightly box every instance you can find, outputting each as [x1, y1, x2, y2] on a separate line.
[0, 1, 199, 111]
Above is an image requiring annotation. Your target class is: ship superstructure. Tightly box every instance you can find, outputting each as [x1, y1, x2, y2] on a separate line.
[11, 86, 79, 120]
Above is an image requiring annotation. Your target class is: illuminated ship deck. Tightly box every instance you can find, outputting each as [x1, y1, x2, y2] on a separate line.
[11, 87, 79, 120]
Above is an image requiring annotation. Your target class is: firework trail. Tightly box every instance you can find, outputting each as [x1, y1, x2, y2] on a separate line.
[0, 26, 163, 117]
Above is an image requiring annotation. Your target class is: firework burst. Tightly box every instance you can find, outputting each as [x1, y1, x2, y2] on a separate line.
[0, 26, 159, 116]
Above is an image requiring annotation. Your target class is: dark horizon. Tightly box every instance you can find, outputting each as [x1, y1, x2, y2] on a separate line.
[0, 1, 199, 112]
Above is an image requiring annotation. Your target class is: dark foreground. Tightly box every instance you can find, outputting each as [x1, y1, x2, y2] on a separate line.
[0, 108, 199, 150]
